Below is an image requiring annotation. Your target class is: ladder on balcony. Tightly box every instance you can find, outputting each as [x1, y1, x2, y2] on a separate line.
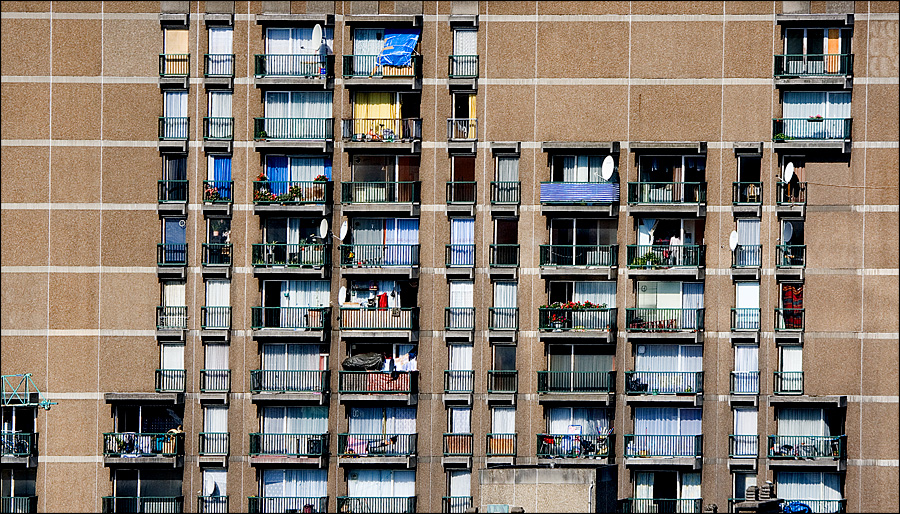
[2, 373, 57, 410]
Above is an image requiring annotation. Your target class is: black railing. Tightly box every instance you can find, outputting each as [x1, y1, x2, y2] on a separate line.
[774, 371, 804, 395]
[489, 307, 519, 330]
[490, 181, 521, 204]
[732, 245, 761, 268]
[442, 496, 474, 514]
[157, 243, 187, 266]
[158, 117, 189, 140]
[200, 306, 231, 330]
[627, 244, 705, 268]
[198, 432, 229, 455]
[203, 53, 234, 77]
[341, 118, 422, 141]
[536, 433, 610, 459]
[768, 435, 846, 459]
[539, 307, 616, 332]
[731, 308, 761, 331]
[447, 118, 477, 140]
[253, 180, 331, 204]
[448, 55, 479, 78]
[203, 117, 234, 140]
[443, 433, 474, 456]
[254, 53, 334, 78]
[200, 369, 231, 393]
[487, 370, 517, 393]
[248, 496, 328, 514]
[626, 308, 705, 332]
[201, 244, 232, 267]
[251, 243, 330, 268]
[773, 117, 852, 141]
[627, 182, 707, 204]
[341, 181, 421, 204]
[2, 496, 37, 514]
[342, 54, 423, 78]
[540, 244, 618, 267]
[730, 371, 759, 395]
[338, 371, 418, 394]
[338, 433, 417, 457]
[444, 370, 474, 393]
[156, 306, 187, 330]
[159, 54, 189, 76]
[445, 307, 475, 331]
[537, 371, 615, 393]
[202, 180, 233, 203]
[250, 306, 330, 330]
[446, 181, 476, 203]
[155, 369, 185, 393]
[249, 433, 329, 457]
[249, 370, 329, 394]
[254, 117, 334, 140]
[624, 434, 703, 458]
[774, 53, 853, 77]
[0, 432, 34, 456]
[101, 496, 184, 514]
[445, 244, 475, 267]
[729, 434, 758, 458]
[621, 498, 702, 514]
[340, 244, 420, 268]
[158, 180, 188, 203]
[625, 371, 703, 395]
[733, 181, 763, 204]
[776, 181, 808, 205]
[197, 496, 228, 514]
[776, 245, 806, 268]
[490, 244, 520, 267]
[336, 497, 416, 514]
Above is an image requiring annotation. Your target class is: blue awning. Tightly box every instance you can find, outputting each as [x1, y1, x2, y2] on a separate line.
[376, 29, 421, 67]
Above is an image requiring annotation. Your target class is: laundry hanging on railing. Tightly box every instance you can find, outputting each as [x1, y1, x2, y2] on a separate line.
[376, 29, 421, 67]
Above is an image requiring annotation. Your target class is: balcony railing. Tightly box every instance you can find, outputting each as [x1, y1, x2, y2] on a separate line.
[621, 498, 702, 514]
[155, 369, 185, 393]
[627, 244, 705, 269]
[249, 370, 328, 394]
[159, 54, 189, 76]
[537, 371, 615, 394]
[103, 432, 185, 458]
[773, 118, 852, 141]
[491, 181, 521, 204]
[730, 371, 759, 395]
[489, 244, 520, 267]
[1, 496, 37, 514]
[733, 181, 763, 205]
[159, 117, 189, 140]
[200, 369, 231, 393]
[341, 118, 422, 141]
[248, 496, 328, 514]
[341, 181, 421, 204]
[158, 180, 188, 203]
[201, 245, 232, 268]
[157, 243, 187, 266]
[625, 371, 703, 395]
[198, 432, 229, 455]
[338, 371, 417, 395]
[624, 434, 703, 458]
[340, 244, 420, 268]
[446, 181, 476, 203]
[489, 307, 519, 331]
[776, 181, 808, 205]
[539, 307, 616, 332]
[774, 371, 804, 395]
[487, 370, 517, 393]
[774, 54, 853, 77]
[732, 245, 761, 268]
[203, 117, 234, 140]
[197, 495, 228, 514]
[540, 244, 618, 267]
[445, 244, 475, 267]
[443, 496, 474, 514]
[254, 53, 333, 78]
[541, 181, 620, 204]
[200, 306, 231, 330]
[768, 435, 846, 459]
[253, 180, 331, 204]
[536, 433, 610, 459]
[203, 53, 234, 77]
[626, 308, 705, 332]
[254, 117, 333, 140]
[0, 432, 34, 456]
[202, 181, 233, 204]
[342, 54, 423, 78]
[775, 308, 805, 331]
[338, 433, 417, 457]
[729, 434, 759, 458]
[156, 306, 187, 330]
[448, 55, 478, 78]
[447, 118, 477, 140]
[486, 433, 516, 456]
[102, 496, 184, 514]
[443, 433, 473, 456]
[777, 500, 847, 513]
[339, 307, 419, 331]
[627, 182, 706, 204]
[250, 306, 329, 331]
[731, 308, 761, 331]
[336, 497, 416, 514]
[250, 433, 329, 457]
[777, 245, 806, 268]
[444, 370, 474, 393]
[251, 243, 330, 268]
[445, 307, 475, 331]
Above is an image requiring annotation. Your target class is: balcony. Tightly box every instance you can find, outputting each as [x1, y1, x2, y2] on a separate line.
[776, 245, 806, 281]
[251, 307, 330, 340]
[249, 496, 328, 514]
[768, 435, 846, 468]
[774, 371, 804, 395]
[342, 54, 423, 87]
[157, 243, 187, 279]
[336, 497, 416, 514]
[489, 308, 519, 338]
[775, 308, 805, 335]
[254, 117, 334, 152]
[198, 432, 229, 457]
[0, 431, 36, 467]
[444, 370, 474, 405]
[199, 307, 230, 342]
[486, 433, 516, 464]
[155, 369, 185, 393]
[102, 432, 185, 466]
[621, 498, 702, 514]
[102, 496, 184, 513]
[443, 433, 474, 460]
[341, 181, 421, 216]
[341, 118, 423, 153]
[251, 243, 330, 278]
[536, 433, 610, 462]
[625, 371, 703, 405]
[490, 181, 521, 216]
[445, 244, 475, 279]
[624, 434, 703, 467]
[731, 308, 761, 341]
[539, 244, 618, 279]
[733, 182, 763, 217]
[249, 432, 329, 466]
[199, 369, 230, 403]
[197, 495, 228, 514]
[447, 118, 477, 152]
[538, 306, 616, 342]
[156, 306, 187, 337]
[729, 434, 759, 460]
[537, 371, 615, 404]
[202, 180, 233, 216]
[201, 244, 232, 278]
[339, 307, 419, 340]
[338, 433, 417, 466]
[773, 117, 852, 152]
[776, 181, 808, 217]
[489, 245, 520, 278]
[627, 244, 706, 279]
[732, 245, 762, 280]
[448, 55, 478, 80]
[626, 308, 705, 342]
[254, 53, 334, 86]
[730, 371, 760, 397]
[158, 117, 189, 152]
[540, 181, 620, 216]
[340, 245, 420, 279]
[774, 53, 853, 87]
[158, 180, 188, 216]
[202, 117, 234, 152]
[338, 371, 418, 404]
[487, 370, 517, 405]
[443, 496, 474, 514]
[253, 180, 332, 216]
[203, 53, 234, 88]
[446, 181, 476, 215]
[159, 53, 189, 88]
[1, 496, 37, 513]
[445, 307, 475, 334]
[250, 370, 328, 403]
[626, 182, 707, 216]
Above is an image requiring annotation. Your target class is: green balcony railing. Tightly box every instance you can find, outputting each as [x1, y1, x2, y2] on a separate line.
[250, 306, 329, 330]
[627, 244, 705, 268]
[445, 307, 475, 331]
[250, 433, 329, 457]
[249, 369, 328, 394]
[251, 243, 330, 268]
[540, 244, 618, 267]
[774, 53, 853, 77]
[486, 433, 516, 457]
[200, 306, 231, 330]
[446, 181, 476, 203]
[774, 371, 804, 395]
[338, 433, 417, 457]
[1, 496, 37, 513]
[340, 244, 420, 268]
[203, 117, 234, 140]
[443, 433, 473, 456]
[197, 495, 228, 514]
[343, 54, 422, 78]
[490, 181, 521, 204]
[159, 117, 189, 140]
[487, 370, 517, 393]
[777, 245, 806, 268]
[0, 431, 34, 456]
[444, 370, 474, 393]
[336, 497, 416, 514]
[625, 371, 703, 395]
[489, 307, 519, 331]
[729, 434, 759, 458]
[624, 434, 703, 458]
[102, 496, 184, 514]
[199, 369, 230, 393]
[447, 118, 478, 141]
[157, 243, 187, 266]
[202, 180, 233, 203]
[732, 245, 761, 268]
[768, 434, 846, 459]
[155, 369, 185, 393]
[253, 180, 331, 204]
[254, 117, 333, 140]
[776, 181, 808, 205]
[539, 307, 616, 332]
[537, 370, 615, 394]
[338, 371, 417, 395]
[254, 53, 333, 78]
[733, 181, 763, 205]
[626, 308, 705, 332]
[203, 53, 234, 77]
[102, 432, 184, 458]
[490, 244, 519, 267]
[159, 54, 189, 77]
[443, 496, 474, 514]
[730, 371, 759, 395]
[627, 182, 707, 204]
[342, 118, 423, 141]
[341, 181, 421, 204]
[621, 498, 702, 514]
[158, 180, 188, 203]
[156, 306, 187, 330]
[537, 433, 610, 459]
[201, 244, 232, 267]
[198, 432, 229, 455]
[448, 55, 479, 78]
[248, 496, 328, 514]
[775, 308, 805, 331]
[731, 308, 761, 331]
[773, 117, 852, 141]
[339, 307, 419, 331]
[445, 244, 475, 267]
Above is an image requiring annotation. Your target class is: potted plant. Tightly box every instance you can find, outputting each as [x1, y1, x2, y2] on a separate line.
[807, 115, 824, 122]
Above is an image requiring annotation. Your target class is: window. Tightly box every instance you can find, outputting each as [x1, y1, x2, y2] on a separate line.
[161, 217, 187, 264]
[452, 28, 477, 57]
[734, 281, 760, 331]
[782, 92, 851, 139]
[207, 27, 233, 76]
[548, 219, 616, 266]
[779, 283, 804, 329]
[351, 27, 421, 76]
[780, 219, 805, 266]
[1, 469, 36, 507]
[162, 90, 188, 138]
[551, 155, 609, 183]
[207, 92, 232, 139]
[775, 472, 843, 512]
[159, 280, 186, 329]
[732, 407, 758, 458]
[262, 344, 323, 372]
[346, 469, 415, 499]
[633, 471, 701, 510]
[202, 406, 228, 453]
[200, 469, 227, 512]
[446, 470, 472, 513]
[733, 219, 760, 267]
[449, 94, 477, 139]
[203, 344, 229, 391]
[205, 155, 232, 202]
[637, 155, 706, 203]
[350, 92, 421, 140]
[263, 155, 332, 200]
[548, 281, 617, 307]
[348, 407, 416, 454]
[263, 91, 332, 139]
[733, 472, 757, 501]
[736, 155, 762, 203]
[447, 280, 474, 329]
[1, 407, 35, 457]
[448, 407, 471, 435]
[162, 29, 188, 75]
[493, 155, 520, 203]
[779, 347, 803, 393]
[159, 343, 184, 390]
[784, 28, 851, 74]
[260, 469, 327, 509]
[265, 26, 333, 76]
[631, 407, 702, 457]
[492, 281, 518, 330]
[204, 279, 230, 329]
[634, 281, 703, 329]
[448, 218, 474, 266]
[733, 343, 759, 394]
[259, 406, 328, 457]
[547, 407, 609, 435]
[262, 216, 323, 261]
[491, 407, 516, 434]
[349, 218, 419, 266]
[161, 155, 187, 202]
[112, 469, 182, 508]
[547, 344, 614, 391]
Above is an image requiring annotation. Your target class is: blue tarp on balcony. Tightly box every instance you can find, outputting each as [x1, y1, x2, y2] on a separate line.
[377, 29, 421, 67]
[541, 182, 620, 204]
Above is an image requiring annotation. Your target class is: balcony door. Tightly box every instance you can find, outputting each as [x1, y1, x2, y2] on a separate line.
[775, 471, 842, 509]
[201, 469, 227, 509]
[449, 218, 474, 266]
[204, 344, 229, 391]
[448, 280, 474, 328]
[548, 345, 613, 392]
[163, 217, 186, 263]
[783, 91, 851, 138]
[208, 27, 233, 75]
[203, 406, 227, 451]
[449, 407, 471, 435]
[264, 91, 331, 139]
[733, 407, 758, 457]
[736, 219, 760, 266]
[261, 406, 327, 454]
[780, 347, 804, 392]
[159, 343, 184, 390]
[785, 28, 851, 73]
[347, 469, 415, 498]
[163, 91, 188, 138]
[634, 344, 702, 393]
[448, 470, 472, 509]
[492, 281, 517, 329]
[262, 344, 321, 390]
[548, 407, 609, 436]
[162, 156, 187, 201]
[207, 91, 232, 139]
[633, 407, 702, 455]
[735, 282, 760, 330]
[733, 344, 759, 394]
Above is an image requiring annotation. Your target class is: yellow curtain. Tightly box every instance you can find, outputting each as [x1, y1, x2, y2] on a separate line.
[354, 92, 396, 136]
[164, 29, 189, 75]
[826, 29, 840, 73]
[467, 94, 477, 138]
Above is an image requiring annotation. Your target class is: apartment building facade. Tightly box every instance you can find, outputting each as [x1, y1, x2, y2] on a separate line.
[1, 1, 898, 513]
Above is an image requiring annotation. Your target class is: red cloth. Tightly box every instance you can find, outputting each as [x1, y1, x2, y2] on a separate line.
[377, 293, 388, 308]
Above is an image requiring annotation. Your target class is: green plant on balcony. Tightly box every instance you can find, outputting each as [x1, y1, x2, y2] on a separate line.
[773, 133, 792, 141]
[314, 174, 328, 182]
[540, 301, 607, 310]
[204, 184, 221, 203]
[631, 252, 662, 267]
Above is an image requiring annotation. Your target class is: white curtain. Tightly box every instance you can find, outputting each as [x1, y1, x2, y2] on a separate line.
[450, 407, 471, 433]
[208, 91, 232, 138]
[205, 344, 229, 370]
[781, 346, 803, 392]
[450, 218, 475, 266]
[682, 283, 705, 329]
[208, 27, 233, 73]
[736, 219, 761, 267]
[448, 470, 472, 497]
[453, 29, 477, 55]
[634, 408, 701, 435]
[634, 472, 654, 499]
[784, 92, 824, 118]
[206, 279, 230, 307]
[778, 408, 826, 436]
[203, 469, 227, 497]
[638, 219, 657, 247]
[776, 472, 842, 505]
[449, 281, 474, 308]
[262, 344, 319, 372]
[635, 345, 702, 372]
[204, 405, 227, 433]
[574, 281, 616, 308]
[281, 280, 329, 307]
[733, 408, 758, 457]
[291, 157, 324, 182]
[161, 344, 184, 370]
[548, 407, 609, 435]
[263, 469, 327, 499]
[163, 281, 185, 307]
[349, 407, 416, 435]
[735, 282, 760, 330]
[681, 472, 702, 500]
[164, 90, 187, 117]
[562, 156, 576, 182]
[491, 407, 516, 433]
[354, 28, 385, 55]
[449, 344, 473, 370]
[497, 156, 518, 181]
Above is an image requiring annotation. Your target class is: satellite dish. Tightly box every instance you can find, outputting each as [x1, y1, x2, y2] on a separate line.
[339, 220, 348, 241]
[601, 155, 614, 181]
[318, 219, 328, 239]
[729, 231, 739, 251]
[783, 222, 793, 243]
[338, 285, 347, 303]
[783, 162, 794, 183]
[312, 24, 323, 46]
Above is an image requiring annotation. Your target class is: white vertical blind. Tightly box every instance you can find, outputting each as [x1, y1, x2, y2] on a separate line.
[449, 280, 474, 308]
[491, 407, 516, 433]
[448, 470, 472, 497]
[204, 405, 227, 433]
[205, 344, 229, 371]
[778, 408, 826, 436]
[453, 29, 477, 55]
[205, 279, 230, 307]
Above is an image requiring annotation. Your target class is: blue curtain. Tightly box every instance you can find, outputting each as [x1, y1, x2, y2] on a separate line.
[267, 156, 289, 195]
[324, 158, 332, 180]
[212, 156, 232, 200]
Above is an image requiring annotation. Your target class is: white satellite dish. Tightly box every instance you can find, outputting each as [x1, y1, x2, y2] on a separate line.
[318, 219, 328, 239]
[338, 285, 347, 303]
[783, 161, 795, 183]
[339, 220, 348, 241]
[783, 222, 793, 242]
[601, 155, 615, 181]
[729, 231, 739, 251]
[312, 24, 323, 46]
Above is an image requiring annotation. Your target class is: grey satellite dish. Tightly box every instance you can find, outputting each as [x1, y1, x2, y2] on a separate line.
[312, 24, 323, 47]
[783, 222, 793, 242]
[338, 285, 347, 303]
[318, 219, 328, 239]
[601, 155, 614, 181]
[729, 231, 739, 251]
[784, 162, 795, 183]
[339, 220, 348, 241]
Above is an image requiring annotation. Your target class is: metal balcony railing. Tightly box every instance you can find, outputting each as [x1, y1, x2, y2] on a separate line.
[200, 306, 231, 330]
[447, 118, 477, 140]
[625, 371, 704, 395]
[539, 307, 616, 332]
[202, 181, 233, 203]
[774, 371, 804, 395]
[341, 118, 422, 141]
[155, 369, 185, 393]
[248, 496, 328, 514]
[443, 433, 473, 456]
[775, 308, 805, 331]
[448, 55, 478, 78]
[341, 181, 421, 204]
[489, 244, 519, 267]
[201, 244, 232, 268]
[156, 306, 187, 330]
[732, 245, 761, 268]
[444, 370, 474, 393]
[776, 181, 808, 205]
[445, 307, 475, 331]
[103, 432, 185, 458]
[249, 370, 328, 394]
[203, 53, 234, 77]
[486, 433, 516, 457]
[489, 307, 519, 331]
[773, 117, 852, 141]
[338, 371, 417, 394]
[624, 434, 703, 458]
[0, 432, 34, 456]
[251, 243, 330, 268]
[253, 180, 331, 204]
[250, 306, 329, 331]
[203, 117, 234, 140]
[777, 245, 806, 268]
[487, 370, 517, 393]
[198, 432, 229, 455]
[626, 308, 705, 332]
[536, 433, 610, 459]
[730, 371, 759, 395]
[101, 496, 184, 514]
[340, 244, 420, 268]
[621, 498, 702, 514]
[627, 182, 706, 204]
[157, 243, 187, 266]
[540, 244, 618, 267]
[729, 434, 759, 458]
[490, 181, 521, 204]
[733, 181, 763, 204]
[731, 308, 761, 331]
[342, 54, 422, 78]
[338, 433, 417, 457]
[254, 53, 334, 78]
[159, 54, 189, 76]
[627, 244, 705, 268]
[249, 433, 329, 457]
[443, 496, 474, 514]
[197, 495, 228, 514]
[774, 53, 853, 77]
[446, 181, 476, 203]
[445, 244, 475, 267]
[768, 435, 846, 459]
[158, 117, 189, 140]
[254, 117, 333, 140]
[537, 371, 615, 394]
[199, 369, 230, 393]
[1, 496, 37, 514]
[158, 180, 188, 203]
[339, 307, 419, 331]
[336, 497, 416, 514]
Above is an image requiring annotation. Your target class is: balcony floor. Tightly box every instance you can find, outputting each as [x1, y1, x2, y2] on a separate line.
[538, 392, 614, 405]
[625, 456, 701, 469]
